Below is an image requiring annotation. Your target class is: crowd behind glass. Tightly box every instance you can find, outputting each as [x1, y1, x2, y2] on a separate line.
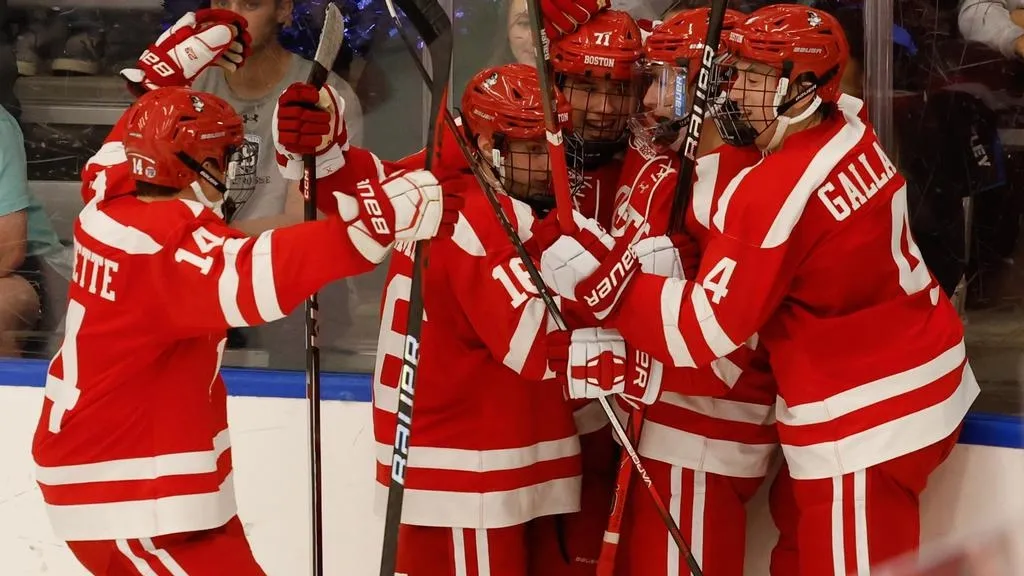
[0, 0, 1022, 416]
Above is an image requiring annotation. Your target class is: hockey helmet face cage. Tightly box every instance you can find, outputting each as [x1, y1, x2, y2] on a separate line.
[461, 64, 573, 209]
[631, 8, 745, 154]
[553, 10, 644, 145]
[711, 5, 849, 151]
[124, 87, 245, 209]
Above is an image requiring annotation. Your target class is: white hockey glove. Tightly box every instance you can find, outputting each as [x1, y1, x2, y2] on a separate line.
[120, 10, 250, 96]
[634, 233, 701, 279]
[548, 328, 663, 406]
[274, 82, 349, 181]
[331, 170, 463, 264]
[539, 211, 638, 322]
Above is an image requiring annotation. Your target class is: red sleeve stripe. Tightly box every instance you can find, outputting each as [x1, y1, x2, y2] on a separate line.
[251, 231, 285, 322]
[690, 287, 739, 358]
[660, 278, 696, 367]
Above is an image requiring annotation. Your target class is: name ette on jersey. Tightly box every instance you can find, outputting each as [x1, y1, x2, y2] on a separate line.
[816, 140, 898, 221]
[72, 242, 119, 302]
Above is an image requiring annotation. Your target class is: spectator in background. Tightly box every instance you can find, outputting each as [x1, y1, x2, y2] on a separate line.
[959, 0, 1024, 59]
[491, 0, 537, 66]
[191, 0, 363, 236]
[188, 0, 363, 356]
[0, 103, 61, 358]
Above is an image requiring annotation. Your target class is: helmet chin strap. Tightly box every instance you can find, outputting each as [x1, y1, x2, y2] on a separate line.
[189, 181, 225, 218]
[177, 151, 230, 218]
[766, 76, 823, 152]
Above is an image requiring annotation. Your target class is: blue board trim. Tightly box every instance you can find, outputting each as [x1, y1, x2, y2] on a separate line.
[2, 358, 1020, 449]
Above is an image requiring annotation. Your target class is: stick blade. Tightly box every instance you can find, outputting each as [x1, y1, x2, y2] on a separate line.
[314, 4, 345, 73]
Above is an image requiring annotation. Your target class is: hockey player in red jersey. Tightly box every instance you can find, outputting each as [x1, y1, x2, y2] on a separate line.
[352, 64, 586, 576]
[536, 5, 979, 575]
[32, 85, 457, 575]
[552, 9, 644, 229]
[554, 9, 777, 576]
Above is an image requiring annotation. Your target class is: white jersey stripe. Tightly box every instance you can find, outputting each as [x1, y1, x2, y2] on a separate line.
[116, 540, 159, 576]
[251, 231, 284, 322]
[140, 538, 190, 576]
[218, 238, 249, 327]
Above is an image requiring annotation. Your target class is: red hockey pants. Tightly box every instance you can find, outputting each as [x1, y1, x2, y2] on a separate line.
[397, 524, 530, 576]
[66, 516, 265, 575]
[617, 459, 765, 576]
[770, 429, 961, 576]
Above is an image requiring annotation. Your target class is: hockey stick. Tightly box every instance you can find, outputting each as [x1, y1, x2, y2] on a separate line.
[378, 1, 451, 575]
[299, 6, 344, 575]
[599, 4, 730, 574]
[388, 7, 697, 571]
[524, 3, 701, 574]
[525, 0, 576, 234]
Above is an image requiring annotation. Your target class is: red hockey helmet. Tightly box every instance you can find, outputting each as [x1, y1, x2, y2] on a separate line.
[461, 63, 572, 142]
[723, 5, 850, 103]
[124, 87, 244, 191]
[645, 8, 745, 79]
[552, 9, 644, 82]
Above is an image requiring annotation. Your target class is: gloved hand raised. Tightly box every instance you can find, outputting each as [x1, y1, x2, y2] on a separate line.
[274, 82, 349, 181]
[120, 9, 250, 96]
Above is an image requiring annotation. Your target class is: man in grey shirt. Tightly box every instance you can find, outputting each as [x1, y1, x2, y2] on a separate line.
[193, 0, 363, 235]
[192, 1, 364, 365]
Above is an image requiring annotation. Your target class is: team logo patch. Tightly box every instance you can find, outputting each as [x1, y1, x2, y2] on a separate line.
[483, 72, 499, 89]
[190, 95, 205, 113]
[808, 11, 822, 27]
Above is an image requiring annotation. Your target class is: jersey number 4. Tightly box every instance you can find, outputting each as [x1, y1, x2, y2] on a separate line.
[891, 185, 931, 295]
[701, 185, 931, 306]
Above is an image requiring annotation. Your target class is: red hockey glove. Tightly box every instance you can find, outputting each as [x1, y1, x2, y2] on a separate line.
[541, 0, 609, 37]
[274, 82, 350, 181]
[329, 170, 463, 264]
[539, 211, 638, 322]
[121, 9, 250, 96]
[548, 328, 663, 406]
[633, 233, 700, 279]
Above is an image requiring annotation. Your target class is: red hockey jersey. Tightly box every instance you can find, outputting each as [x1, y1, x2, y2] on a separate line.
[364, 153, 581, 529]
[609, 137, 777, 478]
[610, 96, 978, 480]
[33, 119, 380, 541]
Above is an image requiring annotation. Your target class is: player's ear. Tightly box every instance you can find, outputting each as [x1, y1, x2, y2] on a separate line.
[477, 134, 494, 156]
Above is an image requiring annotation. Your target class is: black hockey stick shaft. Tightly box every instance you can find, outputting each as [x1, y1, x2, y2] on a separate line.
[522, 2, 701, 574]
[300, 6, 343, 575]
[668, 0, 728, 234]
[379, 2, 452, 576]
